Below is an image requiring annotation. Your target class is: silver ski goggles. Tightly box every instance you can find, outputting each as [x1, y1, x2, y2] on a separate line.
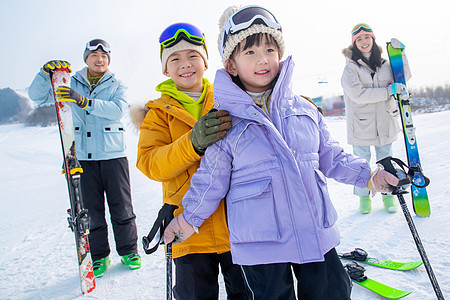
[220, 5, 282, 57]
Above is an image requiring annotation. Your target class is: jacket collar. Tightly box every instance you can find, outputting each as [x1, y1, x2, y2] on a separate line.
[342, 46, 387, 69]
[145, 83, 215, 127]
[213, 56, 294, 120]
[73, 67, 113, 88]
[155, 78, 211, 120]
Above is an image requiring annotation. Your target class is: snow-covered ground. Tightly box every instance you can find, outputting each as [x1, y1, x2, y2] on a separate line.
[0, 110, 449, 299]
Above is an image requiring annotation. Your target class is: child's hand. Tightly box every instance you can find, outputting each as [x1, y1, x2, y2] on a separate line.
[163, 214, 196, 245]
[191, 109, 232, 155]
[367, 168, 400, 194]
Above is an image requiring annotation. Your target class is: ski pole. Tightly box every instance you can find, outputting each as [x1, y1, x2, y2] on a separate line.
[141, 203, 178, 299]
[377, 157, 444, 300]
[166, 242, 174, 300]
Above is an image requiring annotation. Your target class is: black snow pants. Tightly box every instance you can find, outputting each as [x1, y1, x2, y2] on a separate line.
[79, 157, 138, 261]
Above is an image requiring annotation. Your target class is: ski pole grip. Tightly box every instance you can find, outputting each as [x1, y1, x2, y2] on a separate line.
[377, 156, 412, 187]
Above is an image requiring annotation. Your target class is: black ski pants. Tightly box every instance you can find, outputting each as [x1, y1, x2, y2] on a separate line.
[240, 248, 352, 300]
[173, 252, 249, 300]
[80, 157, 138, 261]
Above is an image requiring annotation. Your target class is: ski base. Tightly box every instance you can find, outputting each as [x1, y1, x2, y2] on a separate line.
[78, 232, 96, 294]
[52, 68, 96, 294]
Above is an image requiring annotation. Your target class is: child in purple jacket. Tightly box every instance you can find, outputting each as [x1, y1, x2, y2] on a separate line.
[164, 5, 401, 300]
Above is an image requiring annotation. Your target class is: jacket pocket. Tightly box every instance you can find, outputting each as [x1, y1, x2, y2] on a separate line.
[167, 170, 189, 199]
[227, 177, 281, 243]
[73, 124, 85, 151]
[314, 169, 338, 228]
[385, 98, 400, 117]
[353, 111, 376, 139]
[102, 124, 125, 152]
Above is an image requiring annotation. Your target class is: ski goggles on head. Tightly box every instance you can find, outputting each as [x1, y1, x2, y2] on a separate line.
[352, 24, 373, 36]
[220, 5, 282, 56]
[159, 23, 206, 49]
[85, 39, 111, 53]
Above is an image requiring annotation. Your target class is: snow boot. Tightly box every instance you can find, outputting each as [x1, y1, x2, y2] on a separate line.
[383, 195, 398, 213]
[93, 256, 111, 278]
[121, 253, 141, 270]
[359, 196, 371, 214]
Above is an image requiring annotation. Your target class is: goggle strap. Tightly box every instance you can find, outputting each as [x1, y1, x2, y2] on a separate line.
[352, 25, 373, 35]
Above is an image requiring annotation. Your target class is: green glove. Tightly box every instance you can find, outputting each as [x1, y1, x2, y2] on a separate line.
[191, 109, 232, 155]
[42, 60, 72, 75]
[55, 87, 89, 109]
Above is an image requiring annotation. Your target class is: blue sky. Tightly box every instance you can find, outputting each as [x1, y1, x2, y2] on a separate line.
[2, 0, 449, 103]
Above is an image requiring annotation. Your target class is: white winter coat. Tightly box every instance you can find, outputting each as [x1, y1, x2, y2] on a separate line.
[341, 46, 411, 146]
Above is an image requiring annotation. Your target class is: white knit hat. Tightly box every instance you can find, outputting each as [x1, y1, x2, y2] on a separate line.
[161, 39, 208, 74]
[217, 5, 285, 65]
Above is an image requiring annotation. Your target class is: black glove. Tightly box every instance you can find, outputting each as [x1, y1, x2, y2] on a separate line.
[55, 87, 89, 109]
[191, 109, 232, 155]
[42, 60, 72, 75]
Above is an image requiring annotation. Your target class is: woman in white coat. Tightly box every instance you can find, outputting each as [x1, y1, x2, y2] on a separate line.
[341, 23, 411, 214]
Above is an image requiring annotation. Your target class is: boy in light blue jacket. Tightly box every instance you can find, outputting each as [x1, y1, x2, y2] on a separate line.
[28, 39, 140, 278]
[163, 6, 402, 299]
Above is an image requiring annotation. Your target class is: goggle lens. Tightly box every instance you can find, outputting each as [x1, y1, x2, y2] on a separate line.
[220, 5, 281, 57]
[159, 23, 205, 48]
[231, 6, 278, 27]
[352, 25, 373, 35]
[86, 40, 111, 53]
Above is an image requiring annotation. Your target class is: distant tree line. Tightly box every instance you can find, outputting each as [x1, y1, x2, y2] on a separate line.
[409, 85, 450, 113]
[411, 84, 450, 99]
[25, 105, 57, 127]
[2, 85, 450, 127]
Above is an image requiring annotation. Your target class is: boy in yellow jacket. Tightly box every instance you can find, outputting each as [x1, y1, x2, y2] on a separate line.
[134, 23, 248, 299]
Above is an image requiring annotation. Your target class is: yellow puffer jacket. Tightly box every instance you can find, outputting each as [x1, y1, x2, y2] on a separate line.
[136, 83, 231, 258]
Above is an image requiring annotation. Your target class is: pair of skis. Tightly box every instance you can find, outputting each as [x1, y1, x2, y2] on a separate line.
[51, 68, 95, 294]
[386, 40, 430, 218]
[340, 248, 421, 299]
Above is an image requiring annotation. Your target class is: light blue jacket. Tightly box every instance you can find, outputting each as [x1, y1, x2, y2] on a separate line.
[28, 67, 128, 160]
[182, 56, 371, 266]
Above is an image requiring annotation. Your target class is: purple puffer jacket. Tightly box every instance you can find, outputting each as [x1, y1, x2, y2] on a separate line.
[182, 56, 371, 266]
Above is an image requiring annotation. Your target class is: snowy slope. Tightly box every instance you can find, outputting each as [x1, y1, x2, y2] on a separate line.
[0, 110, 449, 299]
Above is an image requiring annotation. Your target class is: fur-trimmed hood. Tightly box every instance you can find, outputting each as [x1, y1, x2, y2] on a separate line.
[129, 103, 149, 131]
[342, 45, 383, 60]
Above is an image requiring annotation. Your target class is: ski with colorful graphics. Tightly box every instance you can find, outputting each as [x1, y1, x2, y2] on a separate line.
[339, 248, 423, 271]
[51, 67, 96, 294]
[386, 40, 430, 217]
[345, 262, 413, 299]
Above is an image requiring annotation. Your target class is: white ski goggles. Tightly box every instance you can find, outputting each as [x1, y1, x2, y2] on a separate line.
[220, 5, 282, 57]
[85, 39, 111, 53]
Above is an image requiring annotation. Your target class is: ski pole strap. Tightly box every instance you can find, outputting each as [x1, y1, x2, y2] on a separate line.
[142, 203, 179, 255]
[142, 203, 178, 255]
[377, 156, 430, 188]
